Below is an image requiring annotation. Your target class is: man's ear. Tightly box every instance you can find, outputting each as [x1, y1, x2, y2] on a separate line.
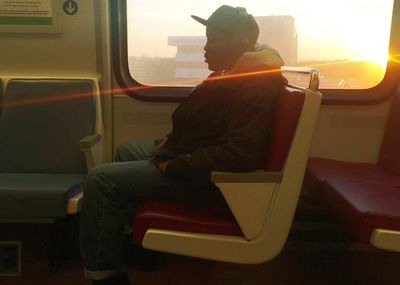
[230, 34, 251, 51]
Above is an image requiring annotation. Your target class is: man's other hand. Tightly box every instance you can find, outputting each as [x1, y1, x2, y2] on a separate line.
[157, 161, 170, 173]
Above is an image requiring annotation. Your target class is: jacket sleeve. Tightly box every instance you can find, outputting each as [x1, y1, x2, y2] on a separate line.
[165, 81, 279, 180]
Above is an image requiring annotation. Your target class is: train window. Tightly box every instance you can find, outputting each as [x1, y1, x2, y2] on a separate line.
[126, 0, 393, 90]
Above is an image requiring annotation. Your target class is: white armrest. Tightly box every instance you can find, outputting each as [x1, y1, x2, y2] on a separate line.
[370, 229, 400, 252]
[80, 134, 102, 171]
[67, 192, 83, 214]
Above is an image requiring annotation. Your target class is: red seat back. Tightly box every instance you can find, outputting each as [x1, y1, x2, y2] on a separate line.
[265, 87, 305, 171]
[378, 90, 400, 175]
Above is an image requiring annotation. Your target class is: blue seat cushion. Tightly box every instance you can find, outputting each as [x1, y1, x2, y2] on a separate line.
[0, 173, 86, 218]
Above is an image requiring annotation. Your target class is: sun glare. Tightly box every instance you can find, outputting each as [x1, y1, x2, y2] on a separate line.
[366, 53, 389, 69]
[389, 54, 400, 64]
[360, 36, 390, 69]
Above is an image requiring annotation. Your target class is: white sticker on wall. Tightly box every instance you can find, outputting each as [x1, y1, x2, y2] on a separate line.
[0, 0, 53, 25]
[0, 0, 61, 33]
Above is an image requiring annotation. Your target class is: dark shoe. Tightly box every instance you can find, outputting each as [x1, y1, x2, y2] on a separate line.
[92, 273, 130, 285]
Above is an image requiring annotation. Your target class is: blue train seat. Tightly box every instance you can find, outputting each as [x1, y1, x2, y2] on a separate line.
[0, 78, 103, 220]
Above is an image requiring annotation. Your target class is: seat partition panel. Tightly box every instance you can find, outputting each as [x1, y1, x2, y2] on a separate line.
[378, 86, 400, 175]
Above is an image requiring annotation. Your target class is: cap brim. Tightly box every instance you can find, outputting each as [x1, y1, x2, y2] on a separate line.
[191, 15, 208, 26]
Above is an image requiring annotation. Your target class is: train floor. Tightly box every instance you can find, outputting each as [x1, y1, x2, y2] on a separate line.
[1, 239, 400, 285]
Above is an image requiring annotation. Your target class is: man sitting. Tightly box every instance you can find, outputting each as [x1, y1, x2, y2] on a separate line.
[80, 5, 286, 285]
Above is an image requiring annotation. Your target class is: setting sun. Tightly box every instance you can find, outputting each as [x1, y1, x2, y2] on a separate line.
[354, 32, 390, 69]
[363, 52, 389, 70]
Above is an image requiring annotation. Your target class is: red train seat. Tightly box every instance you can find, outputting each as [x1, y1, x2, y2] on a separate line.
[306, 158, 400, 243]
[305, 88, 400, 252]
[131, 67, 322, 264]
[134, 86, 305, 245]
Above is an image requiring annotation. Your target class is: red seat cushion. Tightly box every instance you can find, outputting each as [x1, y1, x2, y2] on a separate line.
[305, 158, 400, 243]
[305, 158, 400, 190]
[321, 181, 400, 243]
[133, 201, 243, 244]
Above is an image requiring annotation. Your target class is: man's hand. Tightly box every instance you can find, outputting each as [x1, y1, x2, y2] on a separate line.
[157, 161, 170, 173]
[149, 137, 168, 162]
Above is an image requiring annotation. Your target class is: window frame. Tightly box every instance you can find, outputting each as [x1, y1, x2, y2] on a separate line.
[111, 0, 190, 102]
[111, 0, 400, 104]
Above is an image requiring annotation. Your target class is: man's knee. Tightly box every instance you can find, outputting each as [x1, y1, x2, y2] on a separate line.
[87, 163, 107, 179]
[84, 164, 128, 210]
[85, 164, 117, 192]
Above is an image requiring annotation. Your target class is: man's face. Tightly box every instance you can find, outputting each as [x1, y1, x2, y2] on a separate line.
[204, 27, 243, 72]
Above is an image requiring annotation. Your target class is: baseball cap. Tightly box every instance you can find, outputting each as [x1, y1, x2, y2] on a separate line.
[191, 5, 260, 46]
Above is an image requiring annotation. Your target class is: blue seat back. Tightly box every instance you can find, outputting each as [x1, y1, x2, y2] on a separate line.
[0, 79, 96, 174]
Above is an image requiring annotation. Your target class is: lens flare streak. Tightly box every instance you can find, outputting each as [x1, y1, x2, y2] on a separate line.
[0, 69, 282, 108]
[1, 56, 398, 109]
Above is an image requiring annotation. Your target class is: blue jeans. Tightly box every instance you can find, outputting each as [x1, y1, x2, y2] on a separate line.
[80, 140, 224, 280]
